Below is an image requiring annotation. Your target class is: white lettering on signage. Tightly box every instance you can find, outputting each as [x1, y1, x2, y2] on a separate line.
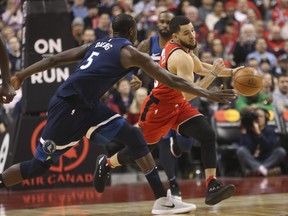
[31, 67, 70, 84]
[34, 38, 62, 54]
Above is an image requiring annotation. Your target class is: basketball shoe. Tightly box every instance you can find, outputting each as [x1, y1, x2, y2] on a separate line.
[152, 189, 196, 215]
[93, 154, 110, 193]
[205, 179, 236, 205]
[170, 182, 182, 201]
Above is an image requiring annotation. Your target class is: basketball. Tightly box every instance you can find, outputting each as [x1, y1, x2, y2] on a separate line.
[232, 67, 263, 96]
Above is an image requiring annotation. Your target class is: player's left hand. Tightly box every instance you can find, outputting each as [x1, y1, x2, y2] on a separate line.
[231, 66, 244, 76]
[0, 83, 16, 104]
[130, 75, 142, 90]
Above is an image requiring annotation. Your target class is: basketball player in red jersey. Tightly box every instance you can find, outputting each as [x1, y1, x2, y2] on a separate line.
[95, 16, 238, 206]
[0, 36, 16, 103]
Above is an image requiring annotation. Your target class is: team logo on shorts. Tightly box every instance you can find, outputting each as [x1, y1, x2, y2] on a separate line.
[42, 140, 56, 154]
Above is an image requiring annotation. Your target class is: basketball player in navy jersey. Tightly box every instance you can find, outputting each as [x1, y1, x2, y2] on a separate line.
[0, 36, 16, 103]
[5, 14, 235, 214]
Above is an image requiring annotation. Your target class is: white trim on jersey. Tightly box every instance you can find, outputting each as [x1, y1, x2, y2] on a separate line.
[85, 114, 121, 139]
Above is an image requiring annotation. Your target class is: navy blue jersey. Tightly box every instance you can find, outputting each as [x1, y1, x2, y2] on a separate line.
[56, 38, 132, 108]
[149, 35, 162, 62]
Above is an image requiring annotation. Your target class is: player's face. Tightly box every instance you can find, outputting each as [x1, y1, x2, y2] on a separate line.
[175, 23, 197, 50]
[157, 13, 174, 38]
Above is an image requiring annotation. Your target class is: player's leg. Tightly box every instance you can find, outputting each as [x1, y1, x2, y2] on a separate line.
[158, 130, 182, 200]
[178, 115, 236, 205]
[91, 119, 196, 214]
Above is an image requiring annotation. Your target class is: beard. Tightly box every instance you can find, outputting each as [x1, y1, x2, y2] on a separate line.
[179, 39, 197, 50]
[159, 30, 171, 39]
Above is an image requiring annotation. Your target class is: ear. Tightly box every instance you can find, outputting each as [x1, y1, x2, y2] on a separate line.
[129, 28, 133, 36]
[172, 33, 179, 42]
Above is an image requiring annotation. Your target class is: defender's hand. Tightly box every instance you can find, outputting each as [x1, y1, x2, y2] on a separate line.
[130, 75, 142, 90]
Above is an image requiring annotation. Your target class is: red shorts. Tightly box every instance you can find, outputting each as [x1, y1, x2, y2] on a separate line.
[139, 94, 201, 144]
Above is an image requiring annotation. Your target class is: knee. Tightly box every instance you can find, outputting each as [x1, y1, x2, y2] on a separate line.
[200, 128, 216, 146]
[275, 147, 287, 158]
[236, 146, 249, 158]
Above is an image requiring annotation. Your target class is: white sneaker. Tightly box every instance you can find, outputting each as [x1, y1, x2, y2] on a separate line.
[152, 190, 196, 215]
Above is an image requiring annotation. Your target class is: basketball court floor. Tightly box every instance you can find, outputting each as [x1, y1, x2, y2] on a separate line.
[0, 176, 287, 216]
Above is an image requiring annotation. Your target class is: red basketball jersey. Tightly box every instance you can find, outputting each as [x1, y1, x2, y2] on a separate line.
[151, 40, 186, 103]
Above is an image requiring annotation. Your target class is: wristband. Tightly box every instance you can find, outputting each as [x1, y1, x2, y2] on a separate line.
[230, 69, 234, 77]
[210, 71, 217, 77]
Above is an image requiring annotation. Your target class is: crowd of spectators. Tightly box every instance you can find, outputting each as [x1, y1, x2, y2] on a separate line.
[0, 0, 288, 178]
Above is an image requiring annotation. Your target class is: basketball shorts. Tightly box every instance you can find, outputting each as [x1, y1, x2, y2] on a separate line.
[35, 95, 125, 163]
[139, 94, 201, 144]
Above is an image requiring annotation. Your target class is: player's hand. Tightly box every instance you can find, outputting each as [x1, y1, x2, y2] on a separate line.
[11, 72, 24, 90]
[0, 83, 16, 104]
[130, 75, 142, 90]
[231, 66, 244, 76]
[212, 58, 225, 76]
[207, 85, 237, 104]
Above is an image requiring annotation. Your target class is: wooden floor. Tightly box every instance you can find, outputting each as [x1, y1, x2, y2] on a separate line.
[1, 176, 288, 216]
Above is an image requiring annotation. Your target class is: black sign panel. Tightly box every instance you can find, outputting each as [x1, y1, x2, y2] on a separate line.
[21, 0, 76, 114]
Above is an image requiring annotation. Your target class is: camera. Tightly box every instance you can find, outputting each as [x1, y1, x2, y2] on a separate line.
[240, 110, 259, 130]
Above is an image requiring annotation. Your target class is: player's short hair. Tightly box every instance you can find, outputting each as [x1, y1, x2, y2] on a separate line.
[112, 14, 136, 36]
[169, 16, 191, 34]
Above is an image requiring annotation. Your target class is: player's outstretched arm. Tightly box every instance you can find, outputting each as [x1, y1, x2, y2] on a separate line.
[11, 45, 89, 90]
[120, 46, 236, 104]
[0, 37, 16, 103]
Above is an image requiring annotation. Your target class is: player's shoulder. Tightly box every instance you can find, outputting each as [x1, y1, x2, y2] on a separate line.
[137, 38, 150, 53]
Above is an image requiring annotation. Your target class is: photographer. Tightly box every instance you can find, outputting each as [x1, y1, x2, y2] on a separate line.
[236, 108, 287, 177]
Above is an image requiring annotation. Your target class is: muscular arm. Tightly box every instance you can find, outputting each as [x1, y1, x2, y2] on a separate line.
[12, 45, 89, 90]
[121, 46, 211, 99]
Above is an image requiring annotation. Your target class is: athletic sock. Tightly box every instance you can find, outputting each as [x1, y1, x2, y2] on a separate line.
[206, 175, 217, 188]
[144, 167, 167, 199]
[106, 158, 114, 171]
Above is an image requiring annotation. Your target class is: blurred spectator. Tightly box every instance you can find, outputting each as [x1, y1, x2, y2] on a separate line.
[237, 108, 287, 177]
[71, 17, 85, 46]
[94, 13, 111, 39]
[98, 0, 115, 15]
[198, 0, 214, 22]
[175, 0, 192, 15]
[84, 6, 99, 29]
[253, 19, 269, 39]
[234, 92, 273, 112]
[244, 8, 258, 24]
[219, 20, 239, 54]
[184, 6, 209, 48]
[7, 36, 20, 74]
[214, 1, 238, 35]
[82, 28, 96, 44]
[273, 73, 288, 114]
[272, 55, 288, 78]
[232, 23, 256, 66]
[261, 72, 275, 103]
[126, 87, 148, 126]
[267, 25, 285, 57]
[111, 4, 124, 18]
[246, 37, 277, 70]
[1, 0, 23, 32]
[71, 0, 89, 19]
[259, 58, 271, 74]
[100, 91, 121, 114]
[1, 25, 15, 46]
[205, 0, 225, 31]
[110, 78, 134, 118]
[265, 0, 288, 28]
[133, 0, 156, 22]
[247, 57, 261, 72]
[234, 0, 249, 23]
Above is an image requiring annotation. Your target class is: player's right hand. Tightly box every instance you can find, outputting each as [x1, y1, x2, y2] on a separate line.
[207, 85, 237, 104]
[11, 72, 23, 90]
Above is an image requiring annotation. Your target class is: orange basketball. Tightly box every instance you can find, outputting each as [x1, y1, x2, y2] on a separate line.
[232, 67, 263, 96]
